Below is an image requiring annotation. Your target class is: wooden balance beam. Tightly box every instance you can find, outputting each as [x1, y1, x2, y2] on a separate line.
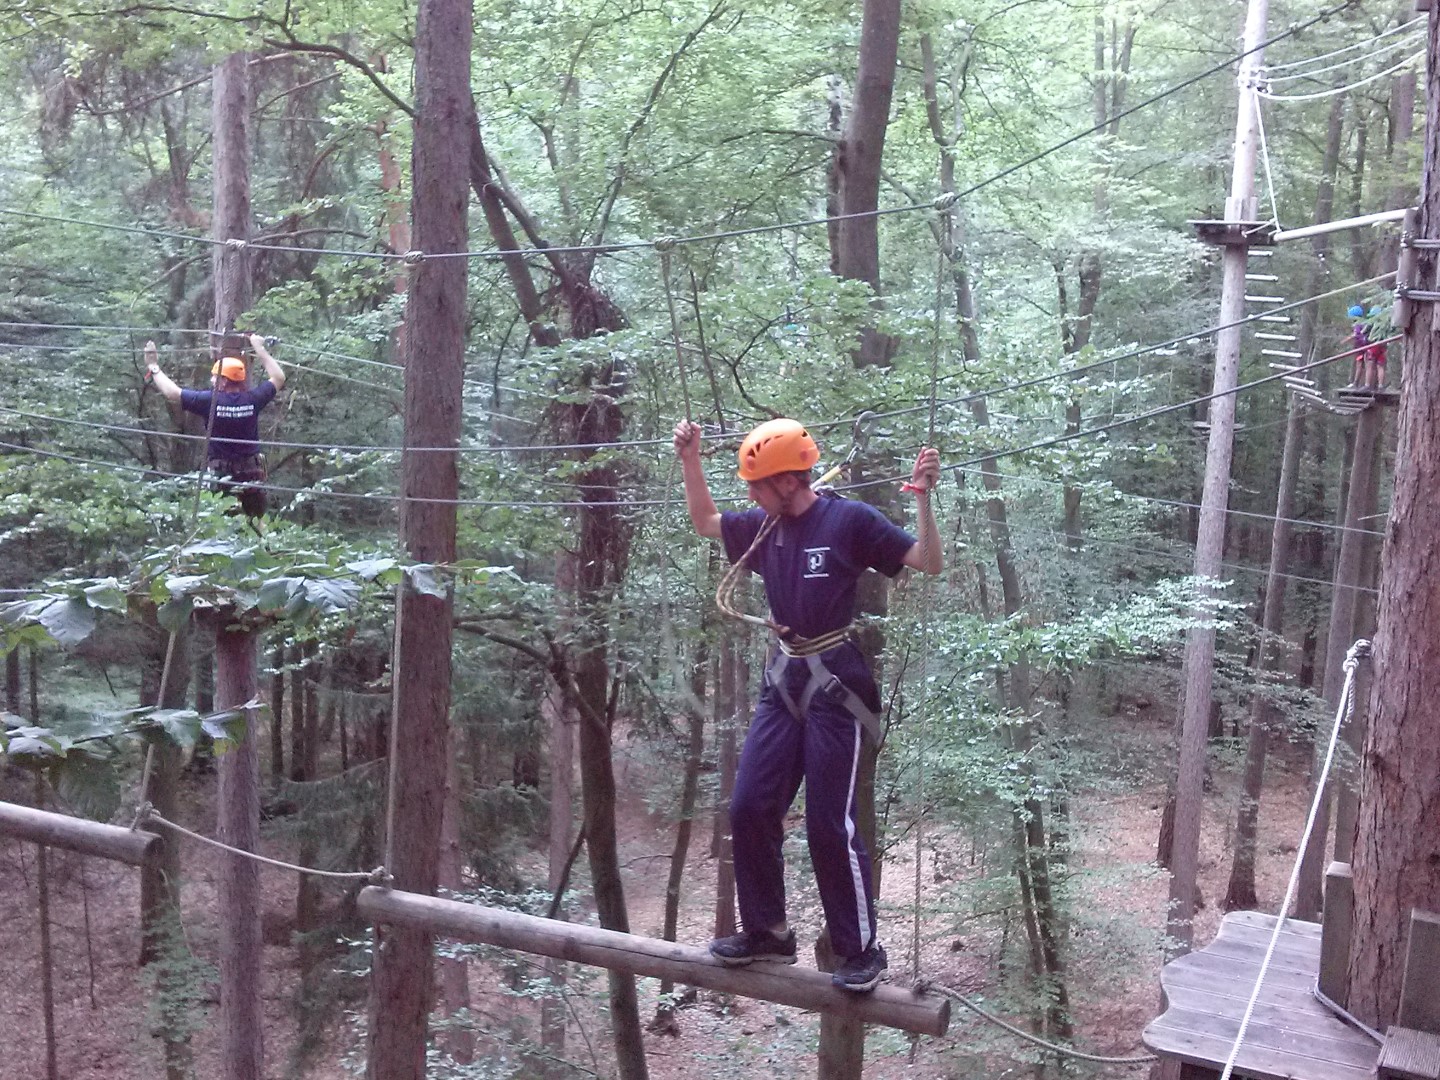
[0, 800, 164, 867]
[357, 885, 951, 1036]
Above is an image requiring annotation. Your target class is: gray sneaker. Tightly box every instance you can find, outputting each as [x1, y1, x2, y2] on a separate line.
[832, 943, 888, 992]
[709, 928, 798, 966]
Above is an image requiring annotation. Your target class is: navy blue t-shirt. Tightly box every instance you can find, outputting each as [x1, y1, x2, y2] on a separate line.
[720, 496, 915, 640]
[180, 381, 278, 459]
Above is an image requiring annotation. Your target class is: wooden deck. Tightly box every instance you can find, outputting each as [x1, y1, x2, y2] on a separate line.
[1143, 911, 1381, 1080]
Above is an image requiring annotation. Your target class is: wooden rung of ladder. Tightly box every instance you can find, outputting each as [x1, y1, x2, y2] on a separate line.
[1262, 349, 1304, 359]
[357, 886, 952, 1036]
[1245, 294, 1286, 303]
[1255, 332, 1297, 341]
[1249, 248, 1274, 256]
[1258, 315, 1292, 322]
[1246, 273, 1279, 281]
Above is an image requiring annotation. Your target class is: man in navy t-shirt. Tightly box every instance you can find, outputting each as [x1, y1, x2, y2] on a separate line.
[674, 417, 941, 992]
[146, 333, 286, 515]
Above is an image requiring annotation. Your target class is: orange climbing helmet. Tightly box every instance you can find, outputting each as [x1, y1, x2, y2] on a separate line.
[737, 418, 820, 481]
[212, 357, 247, 383]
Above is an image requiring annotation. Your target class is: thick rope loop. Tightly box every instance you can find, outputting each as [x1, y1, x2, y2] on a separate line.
[652, 235, 680, 254]
[402, 249, 426, 266]
[932, 191, 959, 212]
[223, 237, 248, 250]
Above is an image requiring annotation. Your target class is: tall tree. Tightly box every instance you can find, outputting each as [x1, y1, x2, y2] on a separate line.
[1346, 4, 1440, 1030]
[210, 48, 265, 1080]
[365, 0, 471, 1071]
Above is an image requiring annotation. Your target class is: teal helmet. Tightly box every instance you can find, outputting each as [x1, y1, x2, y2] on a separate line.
[1348, 305, 1365, 318]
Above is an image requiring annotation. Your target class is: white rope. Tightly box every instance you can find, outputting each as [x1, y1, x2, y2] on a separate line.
[1217, 639, 1370, 1080]
[139, 807, 389, 884]
[1259, 51, 1423, 101]
[1252, 88, 1283, 230]
[1265, 28, 1423, 83]
[932, 984, 1156, 1065]
[1264, 17, 1423, 72]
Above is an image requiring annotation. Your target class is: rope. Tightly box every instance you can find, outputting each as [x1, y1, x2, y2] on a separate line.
[841, 333, 1401, 493]
[1217, 639, 1370, 1080]
[659, 249, 694, 423]
[5, 272, 1391, 459]
[1264, 17, 1423, 71]
[1259, 51, 1423, 101]
[931, 983, 1155, 1065]
[912, 235, 947, 988]
[1252, 88, 1282, 230]
[0, 2, 1357, 264]
[1265, 27, 1423, 82]
[1312, 982, 1384, 1044]
[138, 806, 390, 884]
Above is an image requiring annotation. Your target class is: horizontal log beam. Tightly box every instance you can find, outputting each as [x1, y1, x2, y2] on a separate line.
[0, 800, 163, 867]
[358, 885, 950, 1036]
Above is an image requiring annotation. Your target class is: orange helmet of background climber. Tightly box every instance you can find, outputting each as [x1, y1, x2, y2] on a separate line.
[211, 357, 247, 382]
[737, 418, 820, 481]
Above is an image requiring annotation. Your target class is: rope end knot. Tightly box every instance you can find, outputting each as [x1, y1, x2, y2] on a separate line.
[652, 236, 680, 254]
[367, 865, 394, 887]
[931, 192, 958, 212]
[402, 250, 426, 266]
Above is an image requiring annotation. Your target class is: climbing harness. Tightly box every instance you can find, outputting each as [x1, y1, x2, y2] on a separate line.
[715, 411, 881, 739]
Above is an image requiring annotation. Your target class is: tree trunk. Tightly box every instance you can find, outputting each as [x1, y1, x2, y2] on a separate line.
[437, 740, 476, 1063]
[1296, 403, 1386, 918]
[834, 0, 900, 370]
[270, 640, 285, 782]
[215, 622, 264, 1080]
[1225, 88, 1343, 911]
[210, 48, 265, 1080]
[1347, 13, 1440, 1025]
[365, 0, 471, 1071]
[569, 378, 648, 1080]
[1168, 0, 1270, 957]
[653, 633, 707, 1032]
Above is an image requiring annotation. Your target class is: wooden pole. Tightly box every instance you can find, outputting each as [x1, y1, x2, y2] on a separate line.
[0, 801, 163, 867]
[357, 886, 952, 1037]
[364, 0, 470, 1072]
[1169, 0, 1270, 956]
[214, 622, 262, 1080]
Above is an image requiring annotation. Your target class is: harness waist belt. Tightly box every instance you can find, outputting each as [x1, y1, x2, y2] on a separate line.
[764, 636, 880, 743]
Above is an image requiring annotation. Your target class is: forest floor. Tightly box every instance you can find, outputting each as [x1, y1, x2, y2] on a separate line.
[0, 703, 1314, 1080]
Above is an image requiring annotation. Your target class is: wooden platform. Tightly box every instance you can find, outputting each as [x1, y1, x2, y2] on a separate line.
[1143, 911, 1381, 1080]
[1335, 387, 1400, 407]
[1189, 219, 1276, 246]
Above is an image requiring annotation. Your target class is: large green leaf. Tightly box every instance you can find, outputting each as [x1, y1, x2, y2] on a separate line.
[405, 564, 448, 598]
[145, 708, 204, 750]
[82, 579, 127, 613]
[37, 597, 96, 645]
[303, 578, 361, 615]
[157, 595, 195, 633]
[52, 752, 121, 821]
[346, 557, 397, 581]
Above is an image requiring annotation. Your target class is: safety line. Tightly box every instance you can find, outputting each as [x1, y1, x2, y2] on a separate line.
[950, 465, 1385, 539]
[1217, 640, 1368, 1080]
[1264, 27, 1422, 82]
[0, 1, 1356, 264]
[1, 270, 1391, 451]
[139, 806, 387, 884]
[821, 274, 1395, 431]
[1000, 522, 1378, 595]
[839, 335, 1399, 493]
[1253, 88, 1282, 230]
[1259, 50, 1422, 101]
[1264, 16, 1422, 71]
[1, 337, 1397, 511]
[932, 983, 1155, 1065]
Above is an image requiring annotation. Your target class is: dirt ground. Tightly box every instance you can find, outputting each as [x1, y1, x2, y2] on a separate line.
[0, 711, 1313, 1080]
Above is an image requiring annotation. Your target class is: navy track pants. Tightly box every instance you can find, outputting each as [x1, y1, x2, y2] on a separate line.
[729, 680, 877, 960]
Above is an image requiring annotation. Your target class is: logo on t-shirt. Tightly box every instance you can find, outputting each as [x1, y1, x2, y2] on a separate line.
[804, 547, 830, 579]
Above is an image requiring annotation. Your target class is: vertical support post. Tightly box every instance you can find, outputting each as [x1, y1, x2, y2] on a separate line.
[1395, 208, 1421, 330]
[1319, 862, 1355, 1007]
[1169, 0, 1271, 957]
[1399, 910, 1440, 1032]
